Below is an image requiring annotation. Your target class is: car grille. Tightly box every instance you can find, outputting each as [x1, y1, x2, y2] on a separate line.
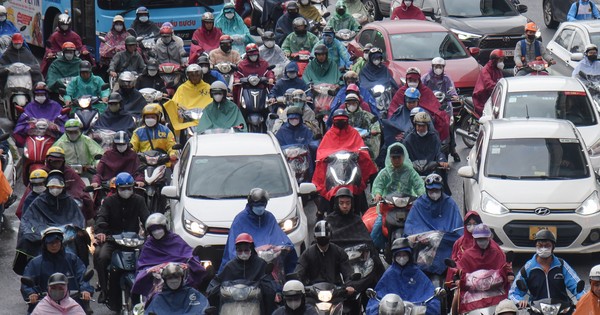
[479, 35, 524, 49]
[503, 220, 581, 247]
[207, 226, 230, 235]
[509, 208, 575, 214]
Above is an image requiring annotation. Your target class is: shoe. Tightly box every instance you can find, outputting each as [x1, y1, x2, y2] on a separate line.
[451, 153, 461, 162]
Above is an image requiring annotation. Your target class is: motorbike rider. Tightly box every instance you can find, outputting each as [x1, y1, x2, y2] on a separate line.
[152, 24, 187, 66]
[272, 280, 319, 315]
[196, 81, 247, 133]
[495, 299, 518, 315]
[21, 227, 93, 314]
[327, 1, 361, 32]
[46, 42, 82, 94]
[372, 143, 424, 203]
[30, 273, 86, 315]
[391, 0, 426, 20]
[351, 43, 372, 75]
[208, 35, 242, 65]
[303, 44, 343, 85]
[215, 3, 254, 54]
[108, 36, 146, 78]
[131, 104, 179, 164]
[42, 13, 90, 76]
[116, 71, 147, 116]
[99, 15, 128, 69]
[272, 89, 321, 136]
[92, 93, 136, 133]
[234, 43, 276, 88]
[359, 47, 398, 93]
[190, 12, 223, 64]
[473, 49, 504, 116]
[282, 18, 320, 57]
[573, 44, 600, 83]
[275, 2, 304, 46]
[134, 58, 166, 92]
[385, 87, 423, 146]
[14, 82, 66, 145]
[298, 0, 322, 22]
[269, 62, 310, 99]
[0, 33, 43, 88]
[275, 106, 315, 147]
[314, 27, 352, 69]
[567, 0, 600, 21]
[92, 131, 143, 189]
[63, 60, 110, 107]
[451, 211, 482, 262]
[220, 188, 298, 275]
[345, 93, 381, 158]
[573, 265, 600, 315]
[0, 6, 20, 38]
[197, 54, 227, 85]
[172, 64, 212, 110]
[144, 263, 209, 314]
[93, 172, 149, 306]
[130, 7, 160, 38]
[19, 170, 48, 219]
[54, 119, 104, 180]
[366, 238, 440, 315]
[332, 72, 378, 114]
[260, 31, 289, 76]
[514, 22, 555, 76]
[343, 0, 371, 21]
[509, 229, 584, 308]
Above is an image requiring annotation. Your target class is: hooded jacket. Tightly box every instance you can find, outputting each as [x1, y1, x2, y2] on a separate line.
[108, 49, 146, 73]
[302, 57, 343, 85]
[144, 286, 209, 315]
[327, 9, 360, 32]
[99, 24, 128, 60]
[313, 37, 351, 68]
[196, 98, 247, 133]
[54, 133, 104, 167]
[64, 74, 110, 102]
[473, 59, 503, 116]
[208, 48, 242, 65]
[403, 128, 447, 163]
[152, 37, 187, 65]
[275, 114, 314, 147]
[295, 242, 354, 286]
[215, 6, 254, 54]
[131, 18, 160, 38]
[372, 143, 424, 198]
[46, 55, 82, 92]
[172, 80, 212, 110]
[282, 32, 320, 55]
[92, 108, 136, 133]
[391, 2, 426, 20]
[272, 105, 320, 136]
[119, 88, 148, 116]
[404, 193, 463, 236]
[92, 147, 142, 185]
[573, 56, 600, 83]
[259, 43, 289, 70]
[275, 13, 304, 46]
[269, 62, 310, 98]
[451, 211, 481, 262]
[14, 98, 67, 136]
[359, 54, 398, 91]
[190, 25, 223, 63]
[94, 193, 149, 235]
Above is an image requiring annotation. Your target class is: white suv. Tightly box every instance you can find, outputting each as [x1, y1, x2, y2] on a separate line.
[162, 131, 315, 267]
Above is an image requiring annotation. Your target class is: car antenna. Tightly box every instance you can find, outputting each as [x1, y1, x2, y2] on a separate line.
[525, 104, 530, 119]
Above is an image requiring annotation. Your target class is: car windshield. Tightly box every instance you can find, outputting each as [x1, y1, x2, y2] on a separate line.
[186, 155, 292, 199]
[442, 0, 518, 17]
[503, 91, 596, 126]
[485, 138, 589, 179]
[390, 32, 468, 61]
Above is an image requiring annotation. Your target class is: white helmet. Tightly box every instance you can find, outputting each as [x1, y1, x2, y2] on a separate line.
[585, 43, 598, 54]
[58, 14, 71, 25]
[282, 280, 305, 296]
[590, 264, 600, 281]
[379, 294, 404, 315]
[0, 6, 7, 15]
[495, 299, 518, 314]
[431, 57, 446, 66]
[186, 63, 202, 76]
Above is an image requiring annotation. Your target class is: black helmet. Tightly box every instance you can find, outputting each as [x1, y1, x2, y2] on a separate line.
[262, 31, 275, 41]
[534, 229, 556, 244]
[248, 188, 269, 204]
[108, 92, 122, 103]
[287, 106, 303, 116]
[197, 54, 210, 66]
[314, 220, 332, 239]
[332, 109, 349, 119]
[313, 44, 328, 55]
[335, 187, 353, 199]
[161, 262, 185, 280]
[48, 272, 68, 286]
[293, 17, 307, 29]
[79, 60, 92, 72]
[287, 1, 299, 11]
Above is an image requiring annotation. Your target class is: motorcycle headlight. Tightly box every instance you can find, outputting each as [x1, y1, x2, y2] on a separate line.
[79, 97, 91, 109]
[317, 290, 333, 302]
[372, 85, 385, 95]
[279, 214, 300, 234]
[145, 155, 159, 166]
[576, 191, 600, 215]
[450, 28, 482, 41]
[249, 76, 260, 86]
[183, 209, 207, 237]
[539, 303, 560, 315]
[481, 192, 509, 215]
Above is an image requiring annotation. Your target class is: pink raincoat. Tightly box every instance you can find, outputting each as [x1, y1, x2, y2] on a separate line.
[31, 296, 85, 315]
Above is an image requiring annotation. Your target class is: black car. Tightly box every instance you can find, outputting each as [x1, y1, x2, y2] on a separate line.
[543, 0, 600, 29]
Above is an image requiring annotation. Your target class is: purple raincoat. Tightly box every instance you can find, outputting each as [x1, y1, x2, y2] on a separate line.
[14, 99, 67, 137]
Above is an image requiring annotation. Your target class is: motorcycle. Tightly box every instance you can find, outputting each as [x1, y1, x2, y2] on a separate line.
[255, 244, 290, 287]
[454, 96, 479, 148]
[214, 62, 237, 92]
[304, 275, 361, 315]
[139, 149, 171, 213]
[311, 83, 338, 133]
[335, 29, 356, 47]
[219, 280, 264, 315]
[91, 129, 117, 151]
[2, 62, 33, 122]
[72, 95, 102, 135]
[324, 150, 362, 194]
[236, 66, 275, 133]
[290, 50, 311, 78]
[158, 62, 184, 97]
[366, 287, 446, 315]
[137, 35, 158, 63]
[282, 144, 311, 184]
[22, 119, 60, 185]
[580, 72, 600, 106]
[371, 85, 393, 119]
[412, 160, 442, 181]
[515, 278, 584, 315]
[514, 59, 550, 76]
[139, 87, 165, 105]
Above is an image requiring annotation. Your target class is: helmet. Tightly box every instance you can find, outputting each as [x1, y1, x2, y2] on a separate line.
[287, 106, 303, 116]
[379, 294, 405, 315]
[248, 188, 269, 204]
[490, 49, 505, 60]
[202, 12, 214, 23]
[472, 224, 492, 239]
[261, 31, 275, 41]
[391, 237, 410, 252]
[314, 220, 332, 239]
[363, 43, 373, 52]
[113, 15, 125, 23]
[534, 229, 556, 243]
[314, 44, 328, 55]
[113, 130, 130, 144]
[80, 60, 92, 72]
[525, 22, 538, 32]
[46, 170, 65, 187]
[198, 55, 210, 65]
[495, 299, 518, 314]
[58, 14, 71, 25]
[108, 92, 123, 104]
[61, 41, 76, 51]
[335, 187, 353, 199]
[235, 232, 254, 245]
[0, 6, 6, 15]
[186, 63, 202, 76]
[118, 71, 135, 88]
[41, 226, 63, 242]
[586, 44, 598, 53]
[210, 81, 228, 94]
[46, 146, 65, 159]
[343, 71, 359, 83]
[159, 25, 173, 35]
[413, 111, 431, 125]
[34, 82, 48, 93]
[431, 57, 446, 66]
[125, 36, 137, 45]
[590, 264, 600, 281]
[146, 58, 159, 70]
[136, 6, 149, 15]
[64, 118, 82, 131]
[410, 106, 425, 118]
[142, 103, 163, 118]
[293, 17, 307, 28]
[220, 35, 232, 43]
[145, 213, 168, 230]
[332, 109, 349, 120]
[282, 280, 305, 296]
[292, 89, 306, 103]
[115, 172, 134, 187]
[345, 93, 360, 102]
[48, 273, 68, 286]
[30, 169, 48, 184]
[323, 26, 334, 35]
[425, 173, 443, 189]
[346, 83, 360, 94]
[10, 33, 22, 45]
[406, 67, 421, 76]
[287, 1, 299, 10]
[161, 262, 184, 279]
[245, 43, 259, 55]
[404, 87, 421, 100]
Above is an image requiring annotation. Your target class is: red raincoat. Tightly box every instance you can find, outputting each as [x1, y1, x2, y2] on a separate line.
[451, 211, 481, 262]
[472, 60, 503, 116]
[233, 57, 275, 103]
[42, 29, 89, 75]
[189, 25, 223, 64]
[391, 3, 426, 20]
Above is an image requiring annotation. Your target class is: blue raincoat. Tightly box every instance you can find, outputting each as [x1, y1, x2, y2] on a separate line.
[359, 53, 398, 91]
[275, 118, 314, 147]
[327, 84, 379, 127]
[219, 204, 298, 274]
[405, 193, 463, 236]
[269, 62, 310, 98]
[145, 286, 209, 315]
[215, 4, 254, 55]
[312, 38, 351, 68]
[0, 20, 19, 37]
[572, 57, 600, 84]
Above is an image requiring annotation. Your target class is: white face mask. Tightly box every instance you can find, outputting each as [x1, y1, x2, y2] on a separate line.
[212, 93, 224, 103]
[536, 247, 552, 258]
[286, 299, 302, 310]
[145, 117, 157, 127]
[466, 224, 475, 233]
[363, 53, 369, 61]
[225, 12, 235, 19]
[407, 81, 418, 88]
[64, 52, 75, 60]
[287, 72, 298, 79]
[434, 68, 443, 76]
[289, 118, 301, 126]
[395, 256, 409, 266]
[347, 104, 358, 112]
[13, 43, 22, 50]
[165, 278, 182, 290]
[60, 24, 69, 31]
[428, 190, 441, 201]
[237, 251, 251, 261]
[116, 144, 128, 153]
[264, 40, 275, 48]
[249, 55, 259, 62]
[139, 16, 149, 23]
[417, 130, 427, 137]
[496, 62, 505, 70]
[152, 229, 165, 240]
[114, 24, 124, 32]
[404, 0, 413, 7]
[33, 185, 46, 194]
[476, 239, 489, 250]
[49, 188, 63, 196]
[373, 59, 382, 66]
[0, 16, 6, 22]
[35, 96, 46, 104]
[200, 66, 210, 74]
[148, 69, 158, 76]
[118, 189, 134, 199]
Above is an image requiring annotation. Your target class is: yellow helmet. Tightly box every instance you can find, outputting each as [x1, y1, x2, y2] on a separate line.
[142, 103, 163, 119]
[29, 169, 48, 184]
[46, 146, 65, 159]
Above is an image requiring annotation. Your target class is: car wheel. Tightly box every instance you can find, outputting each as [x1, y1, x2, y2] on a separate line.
[364, 0, 383, 21]
[543, 0, 559, 29]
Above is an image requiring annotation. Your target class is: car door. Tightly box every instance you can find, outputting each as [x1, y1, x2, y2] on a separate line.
[566, 28, 587, 75]
[463, 128, 485, 213]
[547, 26, 576, 76]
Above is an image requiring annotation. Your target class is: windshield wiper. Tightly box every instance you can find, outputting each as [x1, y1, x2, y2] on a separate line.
[518, 175, 572, 180]
[187, 194, 218, 199]
[217, 195, 249, 199]
[486, 174, 522, 179]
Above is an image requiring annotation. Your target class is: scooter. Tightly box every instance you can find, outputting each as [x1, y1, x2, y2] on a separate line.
[305, 276, 360, 315]
[311, 83, 338, 133]
[158, 62, 184, 97]
[72, 95, 102, 135]
[2, 62, 34, 122]
[219, 280, 264, 315]
[90, 129, 116, 151]
[290, 50, 311, 78]
[514, 59, 550, 76]
[515, 278, 584, 315]
[139, 88, 165, 105]
[324, 150, 362, 194]
[371, 85, 393, 119]
[139, 149, 171, 213]
[214, 62, 237, 92]
[454, 96, 479, 148]
[255, 244, 290, 286]
[335, 29, 356, 47]
[22, 119, 60, 185]
[236, 66, 275, 133]
[366, 287, 446, 315]
[137, 35, 158, 63]
[282, 144, 311, 184]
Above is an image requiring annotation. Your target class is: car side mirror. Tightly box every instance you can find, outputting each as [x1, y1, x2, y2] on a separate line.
[516, 279, 527, 291]
[516, 4, 527, 13]
[299, 182, 317, 195]
[571, 53, 584, 62]
[366, 288, 377, 299]
[161, 185, 179, 199]
[468, 47, 480, 57]
[457, 166, 475, 179]
[322, 12, 331, 19]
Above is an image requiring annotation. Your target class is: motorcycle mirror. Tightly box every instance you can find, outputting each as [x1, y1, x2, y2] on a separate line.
[20, 25, 27, 32]
[0, 133, 10, 142]
[58, 88, 67, 95]
[148, 51, 157, 59]
[191, 39, 199, 45]
[577, 280, 585, 293]
[101, 83, 110, 90]
[349, 272, 361, 281]
[193, 245, 209, 258]
[322, 12, 331, 18]
[267, 64, 276, 70]
[136, 36, 144, 42]
[127, 28, 137, 37]
[230, 64, 238, 71]
[21, 276, 36, 287]
[285, 273, 300, 281]
[172, 144, 183, 150]
[366, 288, 377, 300]
[204, 306, 218, 315]
[444, 258, 457, 268]
[87, 168, 97, 175]
[94, 154, 103, 160]
[83, 269, 94, 282]
[505, 251, 514, 263]
[516, 279, 527, 292]
[99, 36, 106, 43]
[268, 113, 279, 120]
[83, 186, 95, 193]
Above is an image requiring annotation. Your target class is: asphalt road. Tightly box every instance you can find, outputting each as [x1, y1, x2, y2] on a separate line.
[0, 1, 595, 313]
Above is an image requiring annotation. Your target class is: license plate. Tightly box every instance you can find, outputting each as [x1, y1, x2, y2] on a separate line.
[529, 226, 557, 240]
[503, 49, 514, 57]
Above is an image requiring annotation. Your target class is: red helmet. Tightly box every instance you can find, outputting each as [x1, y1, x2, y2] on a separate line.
[219, 35, 232, 43]
[490, 49, 504, 60]
[235, 233, 254, 245]
[62, 41, 76, 51]
[159, 25, 173, 35]
[12, 33, 24, 44]
[245, 43, 259, 55]
[346, 83, 360, 94]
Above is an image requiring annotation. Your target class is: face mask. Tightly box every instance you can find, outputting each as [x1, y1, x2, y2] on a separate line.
[114, 24, 124, 32]
[49, 188, 63, 196]
[476, 239, 490, 250]
[67, 132, 80, 142]
[249, 55, 258, 62]
[264, 40, 275, 48]
[293, 101, 304, 108]
[395, 256, 409, 266]
[145, 118, 157, 127]
[108, 103, 121, 112]
[221, 44, 232, 53]
[289, 118, 300, 126]
[60, 24, 69, 31]
[337, 9, 346, 15]
[13, 43, 22, 50]
[252, 205, 266, 216]
[287, 72, 298, 79]
[407, 81, 418, 88]
[497, 62, 505, 70]
[118, 188, 134, 199]
[0, 16, 6, 22]
[49, 287, 66, 301]
[334, 120, 348, 129]
[466, 224, 475, 233]
[166, 278, 182, 290]
[363, 53, 369, 61]
[148, 69, 158, 76]
[373, 59, 382, 66]
[536, 247, 552, 258]
[404, 0, 413, 6]
[33, 185, 46, 194]
[225, 12, 235, 19]
[347, 104, 358, 112]
[35, 96, 46, 104]
[295, 29, 307, 36]
[237, 250, 251, 261]
[434, 68, 443, 76]
[64, 52, 74, 60]
[417, 130, 427, 137]
[139, 16, 149, 23]
[152, 229, 165, 240]
[212, 93, 224, 103]
[162, 36, 172, 44]
[316, 237, 330, 247]
[527, 34, 536, 41]
[589, 55, 598, 62]
[287, 299, 302, 310]
[116, 144, 128, 153]
[428, 190, 441, 201]
[200, 66, 209, 74]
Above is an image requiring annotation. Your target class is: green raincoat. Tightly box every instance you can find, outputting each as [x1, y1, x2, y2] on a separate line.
[351, 56, 367, 75]
[341, 0, 371, 20]
[54, 134, 104, 167]
[327, 1, 361, 32]
[215, 4, 254, 55]
[281, 32, 320, 55]
[46, 56, 82, 93]
[348, 107, 380, 158]
[196, 99, 247, 133]
[302, 57, 343, 85]
[372, 143, 424, 198]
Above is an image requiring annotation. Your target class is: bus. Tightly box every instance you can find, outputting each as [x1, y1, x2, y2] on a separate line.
[4, 0, 225, 58]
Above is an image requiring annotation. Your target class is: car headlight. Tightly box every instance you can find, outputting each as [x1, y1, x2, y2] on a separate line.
[450, 28, 482, 41]
[279, 211, 300, 234]
[481, 192, 509, 215]
[183, 209, 207, 237]
[576, 191, 600, 215]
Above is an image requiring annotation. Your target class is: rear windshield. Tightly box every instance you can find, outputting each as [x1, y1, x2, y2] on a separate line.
[442, 0, 518, 17]
[504, 91, 596, 126]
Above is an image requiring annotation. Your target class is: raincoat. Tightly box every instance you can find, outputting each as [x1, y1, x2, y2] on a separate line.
[152, 38, 186, 65]
[131, 18, 160, 38]
[92, 147, 143, 185]
[99, 24, 128, 63]
[405, 193, 463, 236]
[272, 105, 321, 136]
[351, 56, 367, 74]
[41, 165, 95, 219]
[190, 25, 223, 63]
[64, 74, 110, 103]
[196, 98, 247, 133]
[259, 44, 289, 73]
[302, 57, 343, 85]
[391, 3, 426, 20]
[403, 128, 447, 164]
[348, 107, 381, 158]
[108, 50, 146, 74]
[219, 204, 298, 274]
[275, 13, 304, 46]
[0, 20, 19, 37]
[326, 7, 360, 32]
[131, 124, 178, 158]
[42, 29, 88, 74]
[0, 45, 43, 87]
[215, 5, 254, 54]
[269, 62, 310, 98]
[472, 59, 503, 116]
[573, 289, 600, 315]
[313, 38, 351, 68]
[359, 54, 398, 92]
[46, 56, 81, 92]
[14, 98, 67, 136]
[328, 85, 379, 126]
[451, 211, 481, 262]
[135, 72, 166, 92]
[145, 286, 208, 315]
[573, 56, 600, 83]
[372, 143, 424, 198]
[119, 88, 147, 116]
[344, 0, 370, 17]
[31, 296, 85, 315]
[172, 80, 212, 110]
[54, 134, 104, 167]
[275, 115, 314, 146]
[92, 108, 136, 133]
[282, 32, 320, 55]
[208, 48, 242, 65]
[299, 3, 322, 21]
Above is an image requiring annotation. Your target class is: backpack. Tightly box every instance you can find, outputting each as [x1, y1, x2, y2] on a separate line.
[575, 0, 599, 18]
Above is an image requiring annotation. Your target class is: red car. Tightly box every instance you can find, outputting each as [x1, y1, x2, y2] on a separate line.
[350, 20, 481, 94]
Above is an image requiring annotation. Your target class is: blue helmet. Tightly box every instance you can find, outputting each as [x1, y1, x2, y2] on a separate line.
[405, 87, 420, 100]
[115, 172, 134, 187]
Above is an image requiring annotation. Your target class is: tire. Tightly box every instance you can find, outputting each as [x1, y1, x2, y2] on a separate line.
[459, 115, 477, 148]
[543, 0, 559, 29]
[364, 0, 383, 21]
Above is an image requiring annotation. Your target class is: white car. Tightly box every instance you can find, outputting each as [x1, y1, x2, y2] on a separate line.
[458, 118, 600, 254]
[482, 76, 600, 170]
[546, 20, 600, 77]
[162, 131, 315, 267]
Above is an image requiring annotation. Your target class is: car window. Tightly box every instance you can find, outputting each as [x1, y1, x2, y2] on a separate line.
[373, 31, 387, 56]
[389, 31, 468, 60]
[441, 0, 517, 17]
[358, 29, 374, 48]
[555, 28, 575, 50]
[503, 91, 596, 126]
[491, 85, 502, 119]
[178, 143, 191, 191]
[474, 130, 484, 170]
[589, 32, 600, 48]
[570, 31, 585, 53]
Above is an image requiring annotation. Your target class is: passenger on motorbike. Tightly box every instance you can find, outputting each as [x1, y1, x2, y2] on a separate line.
[275, 106, 315, 147]
[208, 35, 242, 65]
[46, 42, 82, 94]
[197, 81, 247, 133]
[54, 119, 104, 179]
[220, 188, 298, 274]
[473, 49, 504, 116]
[509, 230, 584, 308]
[144, 263, 209, 315]
[372, 143, 424, 203]
[234, 43, 276, 86]
[573, 44, 600, 83]
[30, 272, 86, 315]
[215, 3, 254, 55]
[273, 280, 319, 315]
[190, 12, 223, 64]
[366, 238, 440, 315]
[14, 82, 66, 145]
[197, 54, 227, 86]
[573, 264, 600, 315]
[275, 2, 304, 46]
[282, 18, 320, 57]
[314, 27, 352, 69]
[385, 87, 423, 145]
[99, 15, 128, 68]
[172, 64, 212, 110]
[21, 227, 93, 314]
[108, 36, 146, 78]
[272, 89, 321, 136]
[450, 210, 482, 262]
[391, 0, 426, 20]
[0, 6, 20, 38]
[514, 22, 555, 76]
[92, 131, 143, 189]
[303, 44, 343, 85]
[298, 0, 322, 22]
[134, 59, 166, 92]
[116, 71, 147, 116]
[259, 31, 289, 75]
[131, 104, 178, 164]
[42, 14, 90, 75]
[330, 72, 379, 122]
[130, 7, 160, 38]
[358, 47, 398, 92]
[152, 25, 187, 66]
[19, 170, 48, 219]
[327, 1, 361, 32]
[92, 93, 136, 133]
[269, 62, 310, 99]
[345, 93, 380, 158]
[93, 172, 149, 305]
[64, 61, 110, 107]
[351, 43, 372, 75]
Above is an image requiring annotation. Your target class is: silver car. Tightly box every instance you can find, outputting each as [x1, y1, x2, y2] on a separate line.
[546, 20, 600, 77]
